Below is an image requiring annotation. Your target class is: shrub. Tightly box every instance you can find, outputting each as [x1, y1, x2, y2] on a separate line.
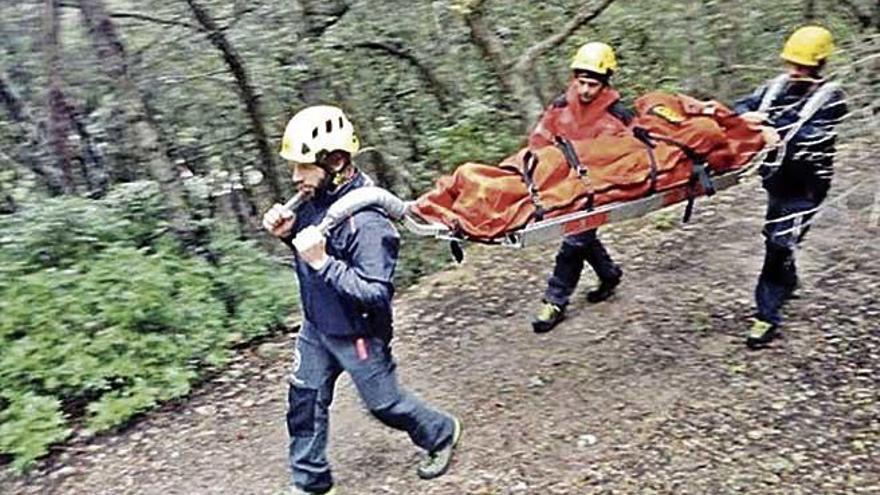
[0, 184, 296, 470]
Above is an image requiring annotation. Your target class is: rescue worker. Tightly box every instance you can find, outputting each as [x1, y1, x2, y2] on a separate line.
[263, 105, 462, 495]
[734, 26, 847, 348]
[530, 42, 633, 333]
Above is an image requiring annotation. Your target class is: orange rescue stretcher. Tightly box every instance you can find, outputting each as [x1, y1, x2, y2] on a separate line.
[401, 92, 767, 249]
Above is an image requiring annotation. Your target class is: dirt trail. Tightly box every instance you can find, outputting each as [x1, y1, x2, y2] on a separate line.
[2, 158, 878, 495]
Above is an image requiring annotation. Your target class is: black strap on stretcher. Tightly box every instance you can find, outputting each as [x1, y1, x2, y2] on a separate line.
[554, 136, 595, 210]
[520, 150, 547, 222]
[632, 127, 715, 222]
[632, 127, 660, 193]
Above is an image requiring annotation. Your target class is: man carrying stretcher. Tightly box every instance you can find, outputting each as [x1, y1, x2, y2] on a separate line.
[530, 42, 633, 333]
[735, 26, 847, 348]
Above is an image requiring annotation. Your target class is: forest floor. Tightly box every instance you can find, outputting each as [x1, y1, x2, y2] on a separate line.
[2, 154, 878, 495]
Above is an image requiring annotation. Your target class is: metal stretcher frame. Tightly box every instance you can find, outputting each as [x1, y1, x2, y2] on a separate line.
[400, 169, 746, 249]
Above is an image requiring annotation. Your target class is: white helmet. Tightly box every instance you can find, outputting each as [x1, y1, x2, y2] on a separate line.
[279, 105, 360, 163]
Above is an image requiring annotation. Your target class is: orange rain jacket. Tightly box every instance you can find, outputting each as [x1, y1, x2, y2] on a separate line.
[528, 83, 631, 149]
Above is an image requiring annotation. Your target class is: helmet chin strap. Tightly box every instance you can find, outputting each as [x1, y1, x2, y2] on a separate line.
[315, 150, 355, 194]
[322, 168, 351, 193]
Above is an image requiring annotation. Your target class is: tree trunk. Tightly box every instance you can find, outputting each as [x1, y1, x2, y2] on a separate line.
[70, 106, 109, 196]
[0, 74, 66, 195]
[462, 0, 617, 131]
[44, 0, 75, 194]
[77, 0, 193, 241]
[184, 0, 283, 205]
[460, 2, 522, 118]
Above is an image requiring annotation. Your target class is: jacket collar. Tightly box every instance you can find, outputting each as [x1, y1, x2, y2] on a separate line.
[564, 83, 621, 123]
[311, 170, 367, 209]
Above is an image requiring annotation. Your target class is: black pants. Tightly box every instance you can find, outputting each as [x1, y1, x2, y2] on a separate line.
[543, 229, 621, 307]
[755, 194, 819, 325]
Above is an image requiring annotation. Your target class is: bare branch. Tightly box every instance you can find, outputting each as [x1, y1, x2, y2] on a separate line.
[512, 0, 617, 75]
[460, 1, 517, 104]
[462, 1, 510, 76]
[341, 40, 453, 111]
[155, 69, 231, 84]
[457, 0, 616, 128]
[728, 64, 780, 72]
[59, 1, 201, 30]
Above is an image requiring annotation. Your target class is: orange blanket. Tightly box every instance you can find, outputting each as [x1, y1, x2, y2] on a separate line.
[413, 92, 765, 239]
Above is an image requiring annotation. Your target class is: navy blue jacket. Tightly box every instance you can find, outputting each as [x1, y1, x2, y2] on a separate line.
[289, 173, 398, 340]
[734, 77, 847, 201]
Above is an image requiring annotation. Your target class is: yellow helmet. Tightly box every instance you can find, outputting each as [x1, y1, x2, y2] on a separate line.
[279, 105, 360, 163]
[570, 42, 618, 75]
[780, 26, 834, 67]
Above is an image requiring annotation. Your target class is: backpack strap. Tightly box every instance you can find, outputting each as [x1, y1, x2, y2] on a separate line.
[758, 74, 790, 112]
[797, 81, 840, 122]
[763, 80, 840, 174]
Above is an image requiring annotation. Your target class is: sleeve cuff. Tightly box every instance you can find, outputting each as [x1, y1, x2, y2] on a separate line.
[309, 254, 330, 271]
[315, 256, 340, 277]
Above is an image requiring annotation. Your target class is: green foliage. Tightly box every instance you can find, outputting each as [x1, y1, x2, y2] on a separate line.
[0, 197, 123, 272]
[208, 234, 296, 343]
[101, 181, 167, 246]
[85, 372, 194, 433]
[425, 101, 523, 173]
[0, 393, 70, 472]
[0, 185, 296, 470]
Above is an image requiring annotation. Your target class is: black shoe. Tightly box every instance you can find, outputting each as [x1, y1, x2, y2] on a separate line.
[289, 486, 337, 495]
[531, 302, 565, 333]
[586, 274, 621, 303]
[746, 318, 778, 349]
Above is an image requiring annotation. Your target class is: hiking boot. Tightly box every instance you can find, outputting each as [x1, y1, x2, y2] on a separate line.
[417, 416, 462, 480]
[746, 318, 778, 349]
[290, 486, 337, 495]
[531, 302, 565, 333]
[586, 273, 621, 303]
